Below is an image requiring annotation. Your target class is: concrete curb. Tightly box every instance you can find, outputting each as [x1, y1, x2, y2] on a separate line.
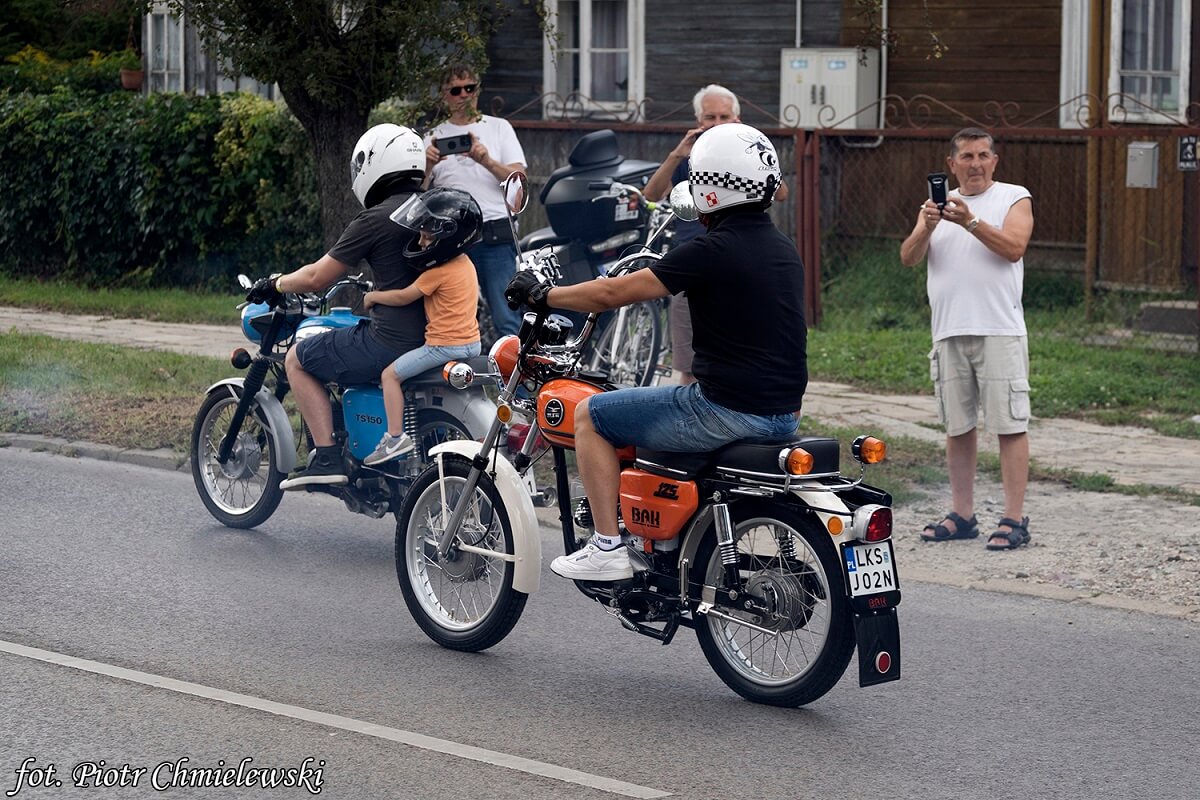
[0, 432, 188, 473]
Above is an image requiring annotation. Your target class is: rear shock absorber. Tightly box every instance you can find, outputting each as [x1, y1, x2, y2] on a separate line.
[713, 502, 741, 590]
[401, 388, 418, 441]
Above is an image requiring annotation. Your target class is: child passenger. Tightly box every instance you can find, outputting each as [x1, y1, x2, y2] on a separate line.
[362, 188, 483, 465]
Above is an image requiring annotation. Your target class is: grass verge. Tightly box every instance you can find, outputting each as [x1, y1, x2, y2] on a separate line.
[0, 275, 240, 324]
[0, 333, 232, 452]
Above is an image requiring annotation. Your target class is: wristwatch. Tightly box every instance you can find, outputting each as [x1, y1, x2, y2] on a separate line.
[965, 217, 981, 233]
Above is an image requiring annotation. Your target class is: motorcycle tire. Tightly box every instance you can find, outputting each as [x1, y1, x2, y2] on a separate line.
[585, 299, 662, 388]
[691, 499, 855, 707]
[395, 455, 527, 651]
[191, 389, 285, 530]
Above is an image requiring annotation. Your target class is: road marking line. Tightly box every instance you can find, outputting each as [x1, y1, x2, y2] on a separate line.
[0, 639, 671, 799]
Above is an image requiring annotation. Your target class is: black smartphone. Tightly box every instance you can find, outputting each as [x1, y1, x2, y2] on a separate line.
[435, 133, 472, 156]
[927, 172, 949, 209]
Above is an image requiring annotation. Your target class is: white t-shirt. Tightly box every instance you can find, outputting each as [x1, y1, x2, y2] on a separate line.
[425, 115, 527, 222]
[927, 181, 1032, 342]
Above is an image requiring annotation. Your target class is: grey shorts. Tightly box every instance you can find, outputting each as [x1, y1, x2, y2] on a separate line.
[929, 335, 1030, 437]
[295, 322, 400, 386]
[668, 294, 694, 374]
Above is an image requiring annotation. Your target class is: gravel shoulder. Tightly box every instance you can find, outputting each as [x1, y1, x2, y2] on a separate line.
[896, 475, 1200, 621]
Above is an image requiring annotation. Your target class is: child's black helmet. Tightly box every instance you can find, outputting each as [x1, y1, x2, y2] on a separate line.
[390, 188, 484, 270]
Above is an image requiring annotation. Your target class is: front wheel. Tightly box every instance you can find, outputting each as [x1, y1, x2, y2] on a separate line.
[692, 499, 855, 707]
[395, 456, 527, 651]
[191, 389, 285, 529]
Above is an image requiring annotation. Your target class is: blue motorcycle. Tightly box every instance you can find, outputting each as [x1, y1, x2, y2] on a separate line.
[190, 275, 496, 529]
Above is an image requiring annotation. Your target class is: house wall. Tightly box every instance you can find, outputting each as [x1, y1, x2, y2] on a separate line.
[487, 0, 846, 123]
[841, 0, 1063, 126]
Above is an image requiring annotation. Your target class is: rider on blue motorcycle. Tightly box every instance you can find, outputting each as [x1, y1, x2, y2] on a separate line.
[506, 122, 808, 581]
[245, 123, 428, 489]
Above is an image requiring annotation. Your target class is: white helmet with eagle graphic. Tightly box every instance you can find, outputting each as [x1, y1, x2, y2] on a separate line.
[688, 122, 781, 213]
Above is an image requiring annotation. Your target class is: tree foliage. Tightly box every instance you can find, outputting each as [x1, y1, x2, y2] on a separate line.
[173, 0, 512, 248]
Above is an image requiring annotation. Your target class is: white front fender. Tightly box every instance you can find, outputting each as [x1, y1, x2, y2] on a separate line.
[427, 440, 541, 594]
[205, 378, 297, 474]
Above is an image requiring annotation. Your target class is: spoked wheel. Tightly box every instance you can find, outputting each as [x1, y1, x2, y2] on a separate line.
[395, 456, 527, 651]
[191, 389, 284, 529]
[692, 500, 854, 707]
[585, 300, 662, 387]
[414, 410, 473, 465]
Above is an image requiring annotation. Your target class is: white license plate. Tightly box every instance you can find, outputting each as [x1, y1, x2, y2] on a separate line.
[844, 541, 898, 597]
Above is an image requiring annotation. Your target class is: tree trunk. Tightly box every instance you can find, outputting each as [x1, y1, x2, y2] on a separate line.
[280, 85, 369, 252]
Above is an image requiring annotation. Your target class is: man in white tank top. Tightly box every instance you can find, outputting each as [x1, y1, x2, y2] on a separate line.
[900, 128, 1035, 551]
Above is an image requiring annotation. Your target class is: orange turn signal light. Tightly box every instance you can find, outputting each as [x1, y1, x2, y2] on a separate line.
[782, 447, 814, 475]
[852, 435, 887, 465]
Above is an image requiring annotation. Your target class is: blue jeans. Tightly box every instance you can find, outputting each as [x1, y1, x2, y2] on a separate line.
[469, 240, 522, 337]
[587, 382, 798, 452]
[389, 342, 481, 381]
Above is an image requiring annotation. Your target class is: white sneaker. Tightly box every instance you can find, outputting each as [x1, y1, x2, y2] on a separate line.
[363, 432, 415, 466]
[550, 541, 633, 581]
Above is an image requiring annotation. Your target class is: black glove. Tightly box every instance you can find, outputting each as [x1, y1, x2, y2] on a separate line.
[504, 270, 552, 312]
[246, 275, 283, 306]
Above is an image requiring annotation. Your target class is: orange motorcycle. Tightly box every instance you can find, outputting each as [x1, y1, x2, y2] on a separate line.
[393, 175, 901, 707]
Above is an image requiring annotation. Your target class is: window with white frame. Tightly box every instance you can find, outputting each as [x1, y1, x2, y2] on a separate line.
[542, 0, 645, 119]
[145, 4, 184, 93]
[1108, 0, 1191, 123]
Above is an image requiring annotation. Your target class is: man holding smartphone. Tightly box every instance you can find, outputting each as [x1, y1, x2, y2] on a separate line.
[424, 63, 527, 338]
[900, 127, 1035, 551]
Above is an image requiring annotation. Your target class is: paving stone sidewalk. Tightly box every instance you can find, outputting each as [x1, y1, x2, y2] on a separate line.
[3, 305, 1199, 493]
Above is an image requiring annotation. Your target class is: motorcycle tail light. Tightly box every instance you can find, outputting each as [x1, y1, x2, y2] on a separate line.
[852, 435, 887, 464]
[779, 446, 814, 475]
[852, 504, 893, 542]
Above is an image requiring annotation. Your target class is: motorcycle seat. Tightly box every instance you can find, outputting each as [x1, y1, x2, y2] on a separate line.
[635, 437, 841, 481]
[397, 355, 494, 389]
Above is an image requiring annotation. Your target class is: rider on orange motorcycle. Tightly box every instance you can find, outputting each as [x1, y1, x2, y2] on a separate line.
[505, 122, 808, 581]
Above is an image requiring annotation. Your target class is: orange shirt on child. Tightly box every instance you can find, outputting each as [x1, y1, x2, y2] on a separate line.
[413, 254, 481, 346]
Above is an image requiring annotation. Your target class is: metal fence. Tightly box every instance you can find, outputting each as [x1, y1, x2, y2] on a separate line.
[508, 99, 1199, 353]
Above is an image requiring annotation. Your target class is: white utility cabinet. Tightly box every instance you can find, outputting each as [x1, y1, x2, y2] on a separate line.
[779, 48, 880, 129]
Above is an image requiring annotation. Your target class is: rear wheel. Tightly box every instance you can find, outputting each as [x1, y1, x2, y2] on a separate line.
[191, 389, 284, 529]
[692, 500, 854, 707]
[414, 409, 473, 465]
[585, 300, 661, 387]
[395, 456, 527, 651]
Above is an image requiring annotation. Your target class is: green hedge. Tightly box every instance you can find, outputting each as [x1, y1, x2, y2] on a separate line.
[0, 87, 320, 288]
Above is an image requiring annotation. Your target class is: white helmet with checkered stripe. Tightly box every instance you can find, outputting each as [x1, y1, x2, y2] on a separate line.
[688, 122, 781, 213]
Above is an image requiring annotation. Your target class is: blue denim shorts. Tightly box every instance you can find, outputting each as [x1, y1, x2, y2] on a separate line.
[389, 342, 481, 381]
[587, 382, 798, 452]
[295, 322, 398, 386]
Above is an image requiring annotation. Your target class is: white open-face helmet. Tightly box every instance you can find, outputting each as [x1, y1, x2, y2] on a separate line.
[688, 122, 781, 213]
[350, 123, 425, 208]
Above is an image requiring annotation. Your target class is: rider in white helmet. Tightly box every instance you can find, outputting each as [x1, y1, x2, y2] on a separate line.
[505, 122, 808, 582]
[246, 122, 432, 489]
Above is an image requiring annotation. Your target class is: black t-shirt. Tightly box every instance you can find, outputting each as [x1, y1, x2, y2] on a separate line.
[650, 210, 807, 415]
[328, 192, 425, 354]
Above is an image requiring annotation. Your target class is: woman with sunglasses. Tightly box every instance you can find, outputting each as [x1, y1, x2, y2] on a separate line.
[424, 64, 528, 340]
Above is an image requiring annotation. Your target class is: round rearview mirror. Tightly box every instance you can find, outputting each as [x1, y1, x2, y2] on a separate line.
[237, 274, 253, 289]
[503, 171, 529, 215]
[669, 181, 699, 222]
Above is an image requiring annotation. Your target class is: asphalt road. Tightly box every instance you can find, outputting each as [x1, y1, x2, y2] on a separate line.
[1, 448, 1197, 800]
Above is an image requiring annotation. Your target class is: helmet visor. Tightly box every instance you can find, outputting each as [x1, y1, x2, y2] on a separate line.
[389, 194, 457, 241]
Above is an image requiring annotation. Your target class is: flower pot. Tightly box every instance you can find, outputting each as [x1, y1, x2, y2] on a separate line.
[119, 68, 144, 91]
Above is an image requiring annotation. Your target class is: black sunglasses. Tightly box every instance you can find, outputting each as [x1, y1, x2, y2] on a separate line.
[446, 83, 478, 96]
